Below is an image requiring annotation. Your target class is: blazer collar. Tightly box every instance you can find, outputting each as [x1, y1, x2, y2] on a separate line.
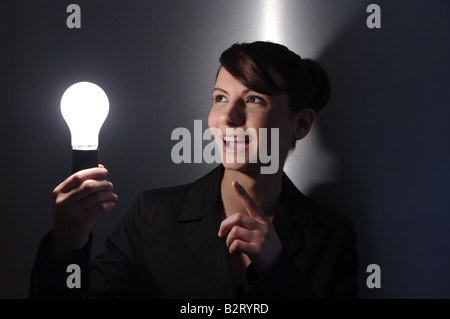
[178, 165, 224, 222]
[178, 164, 320, 228]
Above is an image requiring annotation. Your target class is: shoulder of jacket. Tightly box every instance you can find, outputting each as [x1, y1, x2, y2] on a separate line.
[301, 195, 355, 231]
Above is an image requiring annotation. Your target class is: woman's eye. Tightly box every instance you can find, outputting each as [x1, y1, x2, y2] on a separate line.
[214, 95, 228, 103]
[247, 95, 266, 105]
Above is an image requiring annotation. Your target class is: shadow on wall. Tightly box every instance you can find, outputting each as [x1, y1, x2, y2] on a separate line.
[297, 2, 450, 298]
[311, 12, 385, 298]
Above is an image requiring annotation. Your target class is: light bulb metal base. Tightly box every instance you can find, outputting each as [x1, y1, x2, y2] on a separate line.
[72, 149, 99, 173]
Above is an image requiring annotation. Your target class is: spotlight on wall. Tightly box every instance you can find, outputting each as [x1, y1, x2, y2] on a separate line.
[60, 81, 109, 173]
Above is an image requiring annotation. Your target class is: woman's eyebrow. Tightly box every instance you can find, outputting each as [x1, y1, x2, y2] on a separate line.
[213, 88, 252, 94]
[213, 88, 228, 94]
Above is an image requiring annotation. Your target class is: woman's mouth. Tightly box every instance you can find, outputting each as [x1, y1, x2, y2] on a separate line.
[222, 135, 251, 150]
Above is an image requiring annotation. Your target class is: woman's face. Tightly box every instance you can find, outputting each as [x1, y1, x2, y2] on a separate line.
[208, 67, 298, 174]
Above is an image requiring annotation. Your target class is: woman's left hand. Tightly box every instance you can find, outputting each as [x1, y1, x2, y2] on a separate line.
[218, 180, 282, 278]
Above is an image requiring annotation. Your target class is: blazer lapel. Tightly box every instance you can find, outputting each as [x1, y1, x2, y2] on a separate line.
[177, 165, 237, 298]
[176, 167, 321, 298]
[273, 172, 320, 263]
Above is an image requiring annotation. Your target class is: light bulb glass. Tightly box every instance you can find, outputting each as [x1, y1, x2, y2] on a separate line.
[60, 81, 109, 150]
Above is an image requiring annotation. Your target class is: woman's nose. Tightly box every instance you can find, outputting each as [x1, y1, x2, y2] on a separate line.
[221, 99, 245, 127]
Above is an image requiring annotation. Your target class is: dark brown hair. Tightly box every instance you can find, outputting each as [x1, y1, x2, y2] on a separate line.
[219, 41, 330, 114]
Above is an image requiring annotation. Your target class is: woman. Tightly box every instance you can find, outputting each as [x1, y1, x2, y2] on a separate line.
[30, 41, 359, 299]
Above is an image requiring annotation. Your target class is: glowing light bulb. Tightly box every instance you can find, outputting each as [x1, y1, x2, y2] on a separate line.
[60, 81, 109, 172]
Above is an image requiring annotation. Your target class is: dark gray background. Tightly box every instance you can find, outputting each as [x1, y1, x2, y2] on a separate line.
[0, 0, 449, 299]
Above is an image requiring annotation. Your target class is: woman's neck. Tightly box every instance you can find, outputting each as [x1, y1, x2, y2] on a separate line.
[220, 167, 283, 220]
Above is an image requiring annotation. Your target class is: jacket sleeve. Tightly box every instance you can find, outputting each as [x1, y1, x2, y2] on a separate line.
[28, 230, 92, 299]
[29, 192, 149, 299]
[88, 192, 150, 298]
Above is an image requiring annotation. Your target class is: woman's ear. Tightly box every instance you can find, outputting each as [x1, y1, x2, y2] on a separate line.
[293, 108, 315, 140]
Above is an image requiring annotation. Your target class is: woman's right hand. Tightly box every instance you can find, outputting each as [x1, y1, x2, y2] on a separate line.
[51, 165, 118, 258]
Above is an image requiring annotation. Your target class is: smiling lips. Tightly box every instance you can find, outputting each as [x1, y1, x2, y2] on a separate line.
[222, 135, 251, 150]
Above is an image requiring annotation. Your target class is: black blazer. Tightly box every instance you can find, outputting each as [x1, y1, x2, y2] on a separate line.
[30, 165, 359, 299]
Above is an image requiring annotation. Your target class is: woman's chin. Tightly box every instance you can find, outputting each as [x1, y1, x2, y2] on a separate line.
[221, 161, 260, 174]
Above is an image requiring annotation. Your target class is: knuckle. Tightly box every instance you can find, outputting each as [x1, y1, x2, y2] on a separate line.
[104, 180, 113, 189]
[231, 225, 240, 236]
[233, 212, 243, 223]
[72, 173, 83, 184]
[231, 240, 240, 251]
[82, 180, 96, 191]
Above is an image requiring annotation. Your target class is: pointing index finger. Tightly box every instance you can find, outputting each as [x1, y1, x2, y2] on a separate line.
[232, 180, 268, 223]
